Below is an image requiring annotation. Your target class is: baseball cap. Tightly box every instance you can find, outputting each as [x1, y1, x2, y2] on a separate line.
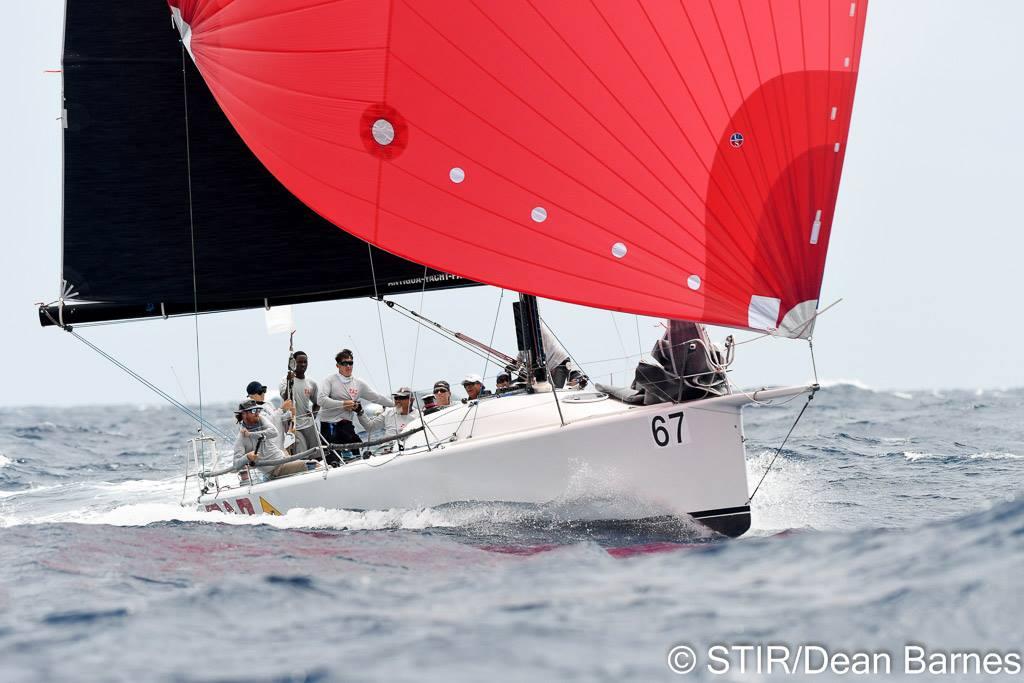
[433, 380, 450, 392]
[246, 381, 268, 395]
[462, 373, 482, 385]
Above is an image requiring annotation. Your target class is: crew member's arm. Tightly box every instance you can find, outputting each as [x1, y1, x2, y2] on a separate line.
[232, 435, 256, 469]
[316, 376, 346, 409]
[357, 408, 384, 434]
[256, 415, 280, 442]
[357, 379, 395, 408]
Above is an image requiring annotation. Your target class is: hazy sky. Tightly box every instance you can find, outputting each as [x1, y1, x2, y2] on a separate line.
[3, 2, 1023, 408]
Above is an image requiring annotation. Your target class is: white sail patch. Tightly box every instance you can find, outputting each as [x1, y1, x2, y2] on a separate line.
[778, 300, 819, 339]
[170, 7, 194, 60]
[748, 296, 781, 331]
[810, 209, 822, 244]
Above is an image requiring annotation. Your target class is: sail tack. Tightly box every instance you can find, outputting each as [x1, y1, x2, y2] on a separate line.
[168, 0, 867, 337]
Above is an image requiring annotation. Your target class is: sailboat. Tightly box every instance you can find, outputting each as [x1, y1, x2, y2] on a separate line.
[39, 1, 868, 537]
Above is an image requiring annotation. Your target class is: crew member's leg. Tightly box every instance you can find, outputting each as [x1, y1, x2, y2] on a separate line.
[270, 461, 312, 478]
[334, 419, 364, 460]
[319, 421, 343, 467]
[295, 425, 322, 460]
[550, 360, 569, 388]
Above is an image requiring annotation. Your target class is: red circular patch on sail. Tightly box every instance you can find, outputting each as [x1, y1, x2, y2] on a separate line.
[360, 104, 408, 160]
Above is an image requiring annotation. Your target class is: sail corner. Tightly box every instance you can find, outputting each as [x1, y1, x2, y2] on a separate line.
[778, 300, 819, 339]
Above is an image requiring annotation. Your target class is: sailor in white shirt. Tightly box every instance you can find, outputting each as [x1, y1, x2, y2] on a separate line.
[357, 386, 419, 455]
[318, 349, 394, 464]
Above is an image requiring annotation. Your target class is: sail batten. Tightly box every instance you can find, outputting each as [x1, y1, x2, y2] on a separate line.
[164, 0, 867, 338]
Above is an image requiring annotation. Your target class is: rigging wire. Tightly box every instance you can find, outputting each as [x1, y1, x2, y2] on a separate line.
[634, 314, 644, 359]
[479, 289, 506, 381]
[537, 316, 590, 383]
[746, 387, 816, 505]
[608, 312, 629, 385]
[381, 298, 511, 372]
[808, 337, 820, 385]
[469, 288, 506, 438]
[366, 245, 394, 392]
[57, 324, 230, 441]
[181, 42, 205, 433]
[345, 334, 379, 388]
[408, 266, 429, 388]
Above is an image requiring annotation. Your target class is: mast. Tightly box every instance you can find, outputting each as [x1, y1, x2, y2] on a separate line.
[513, 294, 547, 384]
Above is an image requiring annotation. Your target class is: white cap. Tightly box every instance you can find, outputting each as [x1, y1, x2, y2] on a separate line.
[462, 373, 483, 385]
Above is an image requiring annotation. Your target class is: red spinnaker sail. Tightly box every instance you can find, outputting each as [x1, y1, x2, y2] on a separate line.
[168, 0, 867, 337]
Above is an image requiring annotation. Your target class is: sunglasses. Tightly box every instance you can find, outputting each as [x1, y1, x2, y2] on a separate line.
[337, 361, 354, 367]
[394, 395, 411, 400]
[434, 388, 449, 394]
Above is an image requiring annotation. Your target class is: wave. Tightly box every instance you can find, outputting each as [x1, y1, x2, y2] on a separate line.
[903, 451, 1023, 462]
[970, 452, 1024, 460]
[0, 453, 9, 468]
[903, 451, 941, 461]
[816, 380, 916, 400]
[818, 378, 874, 391]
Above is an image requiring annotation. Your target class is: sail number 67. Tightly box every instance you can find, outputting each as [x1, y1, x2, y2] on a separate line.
[651, 411, 685, 447]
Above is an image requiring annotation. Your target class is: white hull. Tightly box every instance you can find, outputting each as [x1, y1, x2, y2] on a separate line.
[195, 385, 813, 537]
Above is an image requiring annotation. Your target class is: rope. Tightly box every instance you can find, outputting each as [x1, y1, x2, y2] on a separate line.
[746, 387, 816, 504]
[181, 42, 205, 433]
[366, 244, 393, 392]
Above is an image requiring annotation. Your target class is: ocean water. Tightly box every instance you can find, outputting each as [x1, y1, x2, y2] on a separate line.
[1, 383, 1022, 682]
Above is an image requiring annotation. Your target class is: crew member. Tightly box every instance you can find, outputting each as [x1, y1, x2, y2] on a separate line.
[461, 373, 490, 401]
[357, 387, 419, 455]
[233, 400, 313, 480]
[515, 320, 584, 388]
[318, 349, 394, 464]
[432, 380, 452, 408]
[280, 351, 321, 458]
[495, 373, 512, 393]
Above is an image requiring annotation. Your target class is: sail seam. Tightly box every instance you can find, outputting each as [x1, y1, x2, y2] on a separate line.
[411, 2, 752, 277]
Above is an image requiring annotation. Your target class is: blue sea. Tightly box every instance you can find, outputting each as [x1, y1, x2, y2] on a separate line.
[1, 383, 1022, 682]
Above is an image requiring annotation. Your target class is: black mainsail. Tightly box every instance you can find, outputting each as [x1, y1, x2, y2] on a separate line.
[39, 2, 476, 328]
